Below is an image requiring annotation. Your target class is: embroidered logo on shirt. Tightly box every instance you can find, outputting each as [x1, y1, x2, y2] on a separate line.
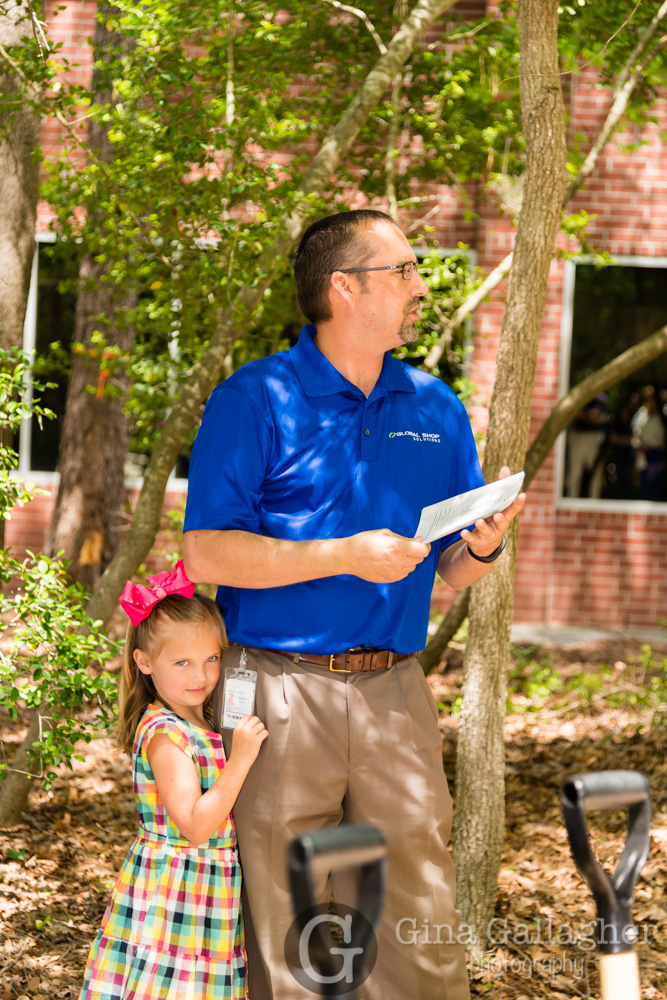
[389, 430, 441, 443]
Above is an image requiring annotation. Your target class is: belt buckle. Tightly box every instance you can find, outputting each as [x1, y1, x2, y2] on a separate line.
[329, 651, 352, 673]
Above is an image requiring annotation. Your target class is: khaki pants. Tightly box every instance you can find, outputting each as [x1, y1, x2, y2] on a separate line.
[215, 646, 470, 1000]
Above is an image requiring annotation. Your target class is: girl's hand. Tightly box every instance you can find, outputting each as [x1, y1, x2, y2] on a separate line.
[147, 719, 268, 844]
[230, 715, 268, 770]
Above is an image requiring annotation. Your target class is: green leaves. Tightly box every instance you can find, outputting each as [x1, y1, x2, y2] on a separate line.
[0, 350, 119, 789]
[395, 248, 480, 386]
[7, 0, 666, 446]
[0, 546, 119, 788]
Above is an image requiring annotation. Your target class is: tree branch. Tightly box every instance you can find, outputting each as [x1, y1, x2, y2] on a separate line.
[423, 5, 667, 370]
[419, 586, 469, 673]
[226, 23, 235, 126]
[385, 72, 402, 220]
[525, 321, 667, 484]
[84, 0, 463, 626]
[320, 0, 387, 54]
[423, 253, 513, 368]
[564, 1, 667, 201]
[421, 321, 667, 675]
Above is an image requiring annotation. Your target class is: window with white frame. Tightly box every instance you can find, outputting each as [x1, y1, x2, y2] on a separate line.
[18, 236, 191, 483]
[18, 234, 75, 476]
[558, 258, 667, 506]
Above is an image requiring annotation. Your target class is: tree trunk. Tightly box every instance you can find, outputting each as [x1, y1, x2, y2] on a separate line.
[452, 0, 568, 953]
[0, 0, 40, 353]
[46, 255, 135, 587]
[0, 713, 42, 827]
[419, 586, 469, 674]
[0, 0, 41, 552]
[84, 0, 462, 626]
[421, 322, 667, 674]
[47, 3, 137, 587]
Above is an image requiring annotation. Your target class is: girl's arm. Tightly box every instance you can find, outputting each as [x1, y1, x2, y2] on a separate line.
[146, 716, 268, 844]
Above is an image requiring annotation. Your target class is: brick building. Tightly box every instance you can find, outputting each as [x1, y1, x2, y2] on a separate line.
[9, 1, 667, 629]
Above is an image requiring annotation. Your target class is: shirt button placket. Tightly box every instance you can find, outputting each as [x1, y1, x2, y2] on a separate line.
[361, 406, 377, 461]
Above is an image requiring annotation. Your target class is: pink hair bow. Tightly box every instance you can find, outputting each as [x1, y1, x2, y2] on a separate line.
[119, 559, 196, 626]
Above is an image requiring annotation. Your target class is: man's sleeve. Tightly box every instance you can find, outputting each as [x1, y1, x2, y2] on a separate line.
[183, 385, 273, 533]
[436, 406, 485, 554]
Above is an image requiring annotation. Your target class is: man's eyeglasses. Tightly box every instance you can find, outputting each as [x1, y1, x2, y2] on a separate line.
[335, 261, 419, 280]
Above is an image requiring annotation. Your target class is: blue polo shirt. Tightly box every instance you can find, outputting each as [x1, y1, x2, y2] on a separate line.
[184, 325, 483, 653]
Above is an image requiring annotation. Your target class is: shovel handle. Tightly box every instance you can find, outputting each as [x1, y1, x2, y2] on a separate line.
[288, 825, 387, 920]
[290, 825, 387, 882]
[562, 771, 649, 812]
[561, 770, 651, 956]
[287, 826, 387, 998]
[599, 952, 641, 1000]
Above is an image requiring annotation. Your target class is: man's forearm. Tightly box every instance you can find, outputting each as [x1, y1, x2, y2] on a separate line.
[437, 471, 526, 588]
[436, 539, 501, 590]
[184, 529, 347, 588]
[184, 526, 431, 588]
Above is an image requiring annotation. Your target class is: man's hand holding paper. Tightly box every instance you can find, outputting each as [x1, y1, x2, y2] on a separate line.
[415, 467, 526, 551]
[430, 466, 527, 589]
[343, 467, 526, 587]
[458, 466, 526, 559]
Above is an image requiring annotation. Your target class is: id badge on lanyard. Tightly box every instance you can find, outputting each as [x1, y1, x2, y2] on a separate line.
[222, 647, 257, 729]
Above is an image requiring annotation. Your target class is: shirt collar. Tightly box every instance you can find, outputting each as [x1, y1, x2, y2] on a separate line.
[290, 324, 416, 398]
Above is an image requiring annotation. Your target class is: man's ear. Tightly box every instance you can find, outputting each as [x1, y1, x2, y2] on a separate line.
[134, 648, 152, 676]
[329, 269, 355, 307]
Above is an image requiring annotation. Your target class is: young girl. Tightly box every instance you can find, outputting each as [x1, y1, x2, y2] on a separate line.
[80, 561, 268, 1000]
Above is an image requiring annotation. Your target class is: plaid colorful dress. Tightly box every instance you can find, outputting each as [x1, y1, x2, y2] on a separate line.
[80, 704, 246, 1000]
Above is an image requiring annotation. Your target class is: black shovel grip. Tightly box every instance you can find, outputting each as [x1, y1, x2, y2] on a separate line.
[561, 770, 651, 955]
[290, 825, 387, 876]
[287, 826, 387, 997]
[563, 771, 649, 813]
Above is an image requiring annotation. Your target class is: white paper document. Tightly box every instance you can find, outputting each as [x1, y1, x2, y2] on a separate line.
[414, 471, 525, 544]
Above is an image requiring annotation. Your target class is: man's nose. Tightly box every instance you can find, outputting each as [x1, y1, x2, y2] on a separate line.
[413, 272, 429, 296]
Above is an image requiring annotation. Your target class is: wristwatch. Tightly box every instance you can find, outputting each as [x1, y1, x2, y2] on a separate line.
[467, 535, 507, 563]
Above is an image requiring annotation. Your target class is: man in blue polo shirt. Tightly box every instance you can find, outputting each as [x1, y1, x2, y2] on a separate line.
[183, 210, 525, 1000]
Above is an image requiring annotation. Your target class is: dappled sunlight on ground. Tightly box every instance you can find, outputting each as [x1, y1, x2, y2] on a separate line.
[0, 638, 665, 1000]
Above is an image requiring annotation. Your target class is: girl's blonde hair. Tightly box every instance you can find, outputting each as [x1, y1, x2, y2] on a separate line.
[117, 593, 228, 755]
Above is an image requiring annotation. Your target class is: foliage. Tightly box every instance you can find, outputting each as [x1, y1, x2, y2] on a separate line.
[507, 646, 562, 709]
[0, 348, 55, 516]
[433, 639, 667, 723]
[0, 350, 118, 789]
[506, 643, 667, 722]
[395, 246, 478, 385]
[2, 0, 665, 461]
[11, 0, 514, 458]
[37, 1, 370, 400]
[557, 0, 667, 132]
[349, 6, 524, 198]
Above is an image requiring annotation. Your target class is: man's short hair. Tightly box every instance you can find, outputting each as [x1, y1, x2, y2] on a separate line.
[294, 209, 398, 324]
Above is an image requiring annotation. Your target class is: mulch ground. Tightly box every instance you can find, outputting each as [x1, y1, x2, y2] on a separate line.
[1, 637, 666, 1000]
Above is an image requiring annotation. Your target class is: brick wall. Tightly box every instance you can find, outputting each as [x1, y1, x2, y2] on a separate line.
[15, 2, 667, 628]
[5, 482, 188, 579]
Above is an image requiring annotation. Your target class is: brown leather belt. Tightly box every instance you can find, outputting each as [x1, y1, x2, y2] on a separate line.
[273, 648, 417, 673]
